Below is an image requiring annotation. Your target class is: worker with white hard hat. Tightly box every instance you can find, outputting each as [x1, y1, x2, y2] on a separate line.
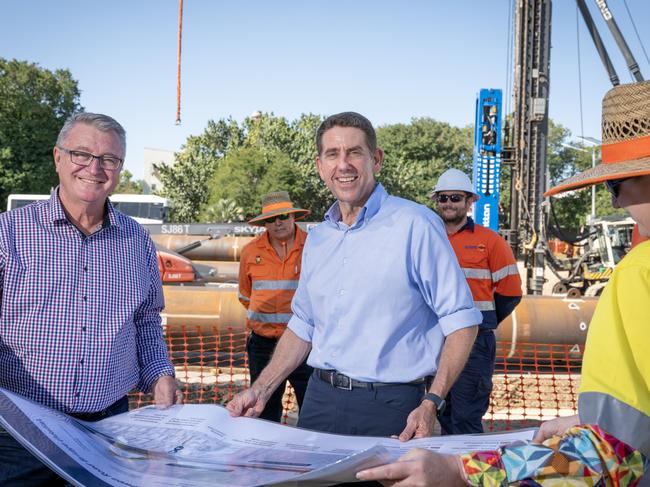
[429, 168, 521, 435]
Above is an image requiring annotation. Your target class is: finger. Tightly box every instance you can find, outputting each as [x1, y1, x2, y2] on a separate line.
[244, 408, 258, 417]
[175, 390, 185, 405]
[226, 398, 243, 416]
[356, 465, 391, 481]
[154, 389, 173, 409]
[398, 421, 417, 442]
[413, 420, 434, 439]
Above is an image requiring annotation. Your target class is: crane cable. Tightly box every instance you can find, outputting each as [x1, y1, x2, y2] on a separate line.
[575, 2, 585, 140]
[504, 0, 514, 118]
[622, 0, 650, 69]
[176, 0, 184, 125]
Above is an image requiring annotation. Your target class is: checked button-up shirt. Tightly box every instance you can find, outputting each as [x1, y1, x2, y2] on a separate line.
[0, 190, 174, 413]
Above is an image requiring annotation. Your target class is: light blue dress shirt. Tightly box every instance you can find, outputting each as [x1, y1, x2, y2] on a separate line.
[288, 184, 482, 383]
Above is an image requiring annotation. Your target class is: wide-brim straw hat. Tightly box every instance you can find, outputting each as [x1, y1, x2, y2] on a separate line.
[545, 80, 650, 197]
[248, 191, 310, 226]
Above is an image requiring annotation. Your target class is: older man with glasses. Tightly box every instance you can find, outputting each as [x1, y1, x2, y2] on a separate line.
[237, 191, 313, 423]
[0, 112, 181, 485]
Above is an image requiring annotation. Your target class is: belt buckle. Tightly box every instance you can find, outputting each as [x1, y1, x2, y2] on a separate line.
[332, 372, 352, 390]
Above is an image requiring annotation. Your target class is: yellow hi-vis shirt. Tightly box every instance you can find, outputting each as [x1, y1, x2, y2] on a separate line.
[579, 240, 650, 457]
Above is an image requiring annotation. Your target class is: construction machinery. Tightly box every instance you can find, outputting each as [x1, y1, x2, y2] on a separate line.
[487, 0, 644, 296]
[548, 216, 635, 297]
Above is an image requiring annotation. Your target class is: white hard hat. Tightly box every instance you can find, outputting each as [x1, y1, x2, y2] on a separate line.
[431, 168, 477, 196]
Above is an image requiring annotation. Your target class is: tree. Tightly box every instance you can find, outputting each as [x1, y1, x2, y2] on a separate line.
[114, 169, 144, 194]
[202, 198, 244, 223]
[0, 58, 81, 210]
[205, 146, 303, 219]
[156, 113, 323, 222]
[163, 113, 478, 222]
[154, 118, 244, 222]
[377, 118, 474, 207]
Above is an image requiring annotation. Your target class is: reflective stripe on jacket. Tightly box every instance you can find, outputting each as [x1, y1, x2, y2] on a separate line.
[238, 226, 306, 338]
[447, 218, 522, 329]
[579, 241, 650, 457]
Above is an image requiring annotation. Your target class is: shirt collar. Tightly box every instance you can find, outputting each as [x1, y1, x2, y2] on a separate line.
[324, 183, 387, 230]
[46, 186, 117, 229]
[460, 216, 475, 232]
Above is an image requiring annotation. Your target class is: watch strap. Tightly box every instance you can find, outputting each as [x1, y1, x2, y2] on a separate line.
[422, 392, 446, 412]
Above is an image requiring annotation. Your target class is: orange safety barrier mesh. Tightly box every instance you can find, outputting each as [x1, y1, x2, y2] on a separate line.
[130, 326, 583, 430]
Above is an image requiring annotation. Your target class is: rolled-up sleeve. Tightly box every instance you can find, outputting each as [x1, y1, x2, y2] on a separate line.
[288, 247, 315, 343]
[410, 215, 482, 336]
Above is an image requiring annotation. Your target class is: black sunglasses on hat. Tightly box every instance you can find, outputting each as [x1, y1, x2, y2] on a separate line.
[262, 213, 292, 225]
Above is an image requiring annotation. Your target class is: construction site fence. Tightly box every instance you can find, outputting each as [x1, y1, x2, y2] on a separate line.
[130, 326, 583, 431]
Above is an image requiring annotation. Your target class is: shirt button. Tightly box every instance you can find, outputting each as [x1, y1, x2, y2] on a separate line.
[339, 289, 345, 295]
[83, 266, 88, 272]
[331, 351, 337, 357]
[82, 296, 87, 301]
[80, 358, 84, 365]
[75, 392, 80, 398]
[343, 258, 348, 265]
[82, 326, 87, 332]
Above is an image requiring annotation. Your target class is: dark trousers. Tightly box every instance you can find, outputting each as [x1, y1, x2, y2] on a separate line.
[438, 330, 496, 434]
[298, 372, 426, 487]
[247, 331, 313, 422]
[297, 371, 427, 436]
[0, 395, 129, 487]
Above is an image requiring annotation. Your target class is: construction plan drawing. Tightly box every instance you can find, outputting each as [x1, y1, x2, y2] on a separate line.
[0, 387, 535, 487]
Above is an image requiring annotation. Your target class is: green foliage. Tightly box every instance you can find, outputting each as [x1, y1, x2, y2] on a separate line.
[377, 118, 474, 207]
[0, 58, 81, 210]
[114, 169, 144, 194]
[156, 113, 327, 222]
[154, 118, 244, 222]
[161, 113, 478, 222]
[546, 121, 596, 231]
[202, 198, 245, 223]
[206, 146, 302, 220]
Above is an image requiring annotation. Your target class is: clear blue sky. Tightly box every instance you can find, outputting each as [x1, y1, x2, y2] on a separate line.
[3, 1, 650, 179]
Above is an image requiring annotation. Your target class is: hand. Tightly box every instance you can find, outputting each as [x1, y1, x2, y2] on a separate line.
[398, 401, 437, 441]
[357, 449, 467, 487]
[152, 376, 183, 408]
[533, 414, 580, 443]
[226, 387, 267, 418]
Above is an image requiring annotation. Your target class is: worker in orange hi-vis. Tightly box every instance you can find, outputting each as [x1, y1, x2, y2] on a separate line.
[238, 191, 313, 422]
[430, 169, 522, 434]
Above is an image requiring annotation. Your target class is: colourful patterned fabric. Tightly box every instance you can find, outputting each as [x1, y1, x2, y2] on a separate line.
[460, 425, 648, 486]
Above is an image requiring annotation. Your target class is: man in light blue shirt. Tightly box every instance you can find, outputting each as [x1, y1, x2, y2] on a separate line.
[228, 112, 481, 440]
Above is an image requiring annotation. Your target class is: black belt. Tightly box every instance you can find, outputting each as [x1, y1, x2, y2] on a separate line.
[68, 396, 129, 422]
[314, 368, 429, 391]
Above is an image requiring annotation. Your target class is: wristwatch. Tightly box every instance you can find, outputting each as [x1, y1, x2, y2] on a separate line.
[422, 392, 446, 413]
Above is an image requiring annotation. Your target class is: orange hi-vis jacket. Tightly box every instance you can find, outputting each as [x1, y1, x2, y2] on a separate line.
[447, 218, 522, 330]
[238, 226, 307, 338]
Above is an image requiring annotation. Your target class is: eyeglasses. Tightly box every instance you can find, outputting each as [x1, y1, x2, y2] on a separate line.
[262, 213, 292, 225]
[605, 177, 631, 199]
[57, 146, 123, 171]
[435, 193, 467, 203]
